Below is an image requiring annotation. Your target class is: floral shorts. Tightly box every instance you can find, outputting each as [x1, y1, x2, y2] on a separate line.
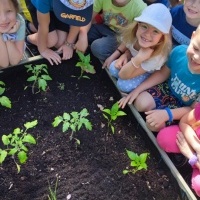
[146, 82, 183, 109]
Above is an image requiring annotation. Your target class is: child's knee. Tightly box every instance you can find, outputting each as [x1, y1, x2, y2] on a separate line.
[109, 61, 119, 78]
[157, 125, 180, 152]
[134, 92, 155, 112]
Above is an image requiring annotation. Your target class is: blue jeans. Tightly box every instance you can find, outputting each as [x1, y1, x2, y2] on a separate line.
[109, 61, 150, 93]
[88, 24, 118, 62]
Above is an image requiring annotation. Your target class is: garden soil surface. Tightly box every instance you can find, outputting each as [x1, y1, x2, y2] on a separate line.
[0, 54, 181, 200]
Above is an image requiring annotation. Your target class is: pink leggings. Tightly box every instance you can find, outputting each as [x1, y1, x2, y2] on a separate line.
[157, 125, 200, 197]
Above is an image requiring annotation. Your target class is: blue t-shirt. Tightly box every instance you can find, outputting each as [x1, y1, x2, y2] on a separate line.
[167, 45, 200, 106]
[143, 0, 170, 7]
[170, 5, 196, 46]
[31, 0, 53, 13]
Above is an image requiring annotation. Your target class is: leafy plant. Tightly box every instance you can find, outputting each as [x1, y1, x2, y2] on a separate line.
[102, 102, 126, 133]
[48, 177, 58, 200]
[75, 51, 96, 79]
[25, 63, 52, 94]
[0, 120, 37, 173]
[0, 81, 11, 108]
[52, 108, 92, 145]
[123, 149, 149, 174]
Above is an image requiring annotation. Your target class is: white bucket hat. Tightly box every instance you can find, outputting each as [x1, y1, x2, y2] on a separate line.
[134, 3, 172, 34]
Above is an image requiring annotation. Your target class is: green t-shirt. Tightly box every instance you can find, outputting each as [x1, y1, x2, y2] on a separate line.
[93, 0, 147, 32]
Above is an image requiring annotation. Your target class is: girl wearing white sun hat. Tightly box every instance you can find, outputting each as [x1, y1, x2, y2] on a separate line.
[104, 3, 172, 94]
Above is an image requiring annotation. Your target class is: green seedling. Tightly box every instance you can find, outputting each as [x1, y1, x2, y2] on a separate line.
[75, 51, 96, 79]
[0, 120, 37, 173]
[57, 82, 65, 91]
[52, 108, 92, 145]
[123, 149, 149, 174]
[47, 177, 58, 200]
[102, 102, 126, 134]
[0, 81, 11, 108]
[25, 63, 52, 94]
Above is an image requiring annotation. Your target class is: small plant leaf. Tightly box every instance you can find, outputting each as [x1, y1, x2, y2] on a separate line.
[63, 113, 70, 120]
[41, 75, 52, 81]
[116, 111, 127, 116]
[0, 96, 11, 108]
[122, 170, 129, 175]
[0, 150, 7, 164]
[38, 78, 47, 91]
[18, 151, 27, 164]
[52, 116, 63, 127]
[24, 120, 38, 129]
[126, 149, 137, 161]
[13, 128, 21, 135]
[2, 135, 10, 145]
[102, 109, 111, 115]
[62, 122, 70, 132]
[8, 148, 18, 155]
[27, 76, 37, 82]
[23, 134, 36, 144]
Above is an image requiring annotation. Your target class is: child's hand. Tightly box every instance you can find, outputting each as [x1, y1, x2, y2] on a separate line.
[103, 55, 115, 69]
[118, 89, 139, 108]
[115, 55, 128, 69]
[8, 20, 20, 33]
[41, 48, 61, 66]
[145, 109, 169, 128]
[137, 48, 154, 62]
[57, 45, 74, 60]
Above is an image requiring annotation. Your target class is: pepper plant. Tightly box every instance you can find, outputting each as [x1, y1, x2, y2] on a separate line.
[0, 81, 11, 108]
[25, 63, 52, 94]
[0, 120, 37, 173]
[52, 108, 92, 145]
[123, 149, 149, 174]
[102, 102, 126, 133]
[75, 51, 96, 79]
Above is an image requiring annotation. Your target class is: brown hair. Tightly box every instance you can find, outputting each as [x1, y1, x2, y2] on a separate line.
[118, 21, 172, 59]
[10, 0, 20, 13]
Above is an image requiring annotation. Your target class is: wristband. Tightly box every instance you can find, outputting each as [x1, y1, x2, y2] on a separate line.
[116, 48, 123, 55]
[188, 154, 198, 166]
[130, 58, 139, 68]
[65, 41, 75, 49]
[164, 107, 173, 122]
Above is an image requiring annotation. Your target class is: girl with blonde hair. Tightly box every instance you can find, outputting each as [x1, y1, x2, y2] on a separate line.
[103, 3, 172, 93]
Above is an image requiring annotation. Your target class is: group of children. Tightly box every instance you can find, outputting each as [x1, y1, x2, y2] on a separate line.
[1, 0, 200, 197]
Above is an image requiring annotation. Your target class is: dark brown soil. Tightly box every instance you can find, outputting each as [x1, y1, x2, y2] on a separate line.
[0, 54, 180, 200]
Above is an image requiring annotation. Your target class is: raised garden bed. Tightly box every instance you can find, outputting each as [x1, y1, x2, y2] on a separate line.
[0, 54, 190, 200]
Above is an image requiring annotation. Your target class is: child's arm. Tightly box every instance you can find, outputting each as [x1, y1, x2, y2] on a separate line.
[119, 47, 154, 79]
[37, 11, 61, 65]
[102, 43, 127, 68]
[6, 39, 24, 66]
[145, 106, 192, 130]
[180, 110, 200, 157]
[119, 65, 170, 108]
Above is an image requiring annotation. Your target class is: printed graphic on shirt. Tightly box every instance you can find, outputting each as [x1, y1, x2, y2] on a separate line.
[104, 12, 128, 32]
[171, 74, 198, 103]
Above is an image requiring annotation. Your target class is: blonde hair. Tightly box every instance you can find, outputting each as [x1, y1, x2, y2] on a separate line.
[118, 21, 172, 59]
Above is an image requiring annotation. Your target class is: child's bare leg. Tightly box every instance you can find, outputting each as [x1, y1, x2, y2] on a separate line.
[176, 131, 194, 159]
[134, 91, 156, 112]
